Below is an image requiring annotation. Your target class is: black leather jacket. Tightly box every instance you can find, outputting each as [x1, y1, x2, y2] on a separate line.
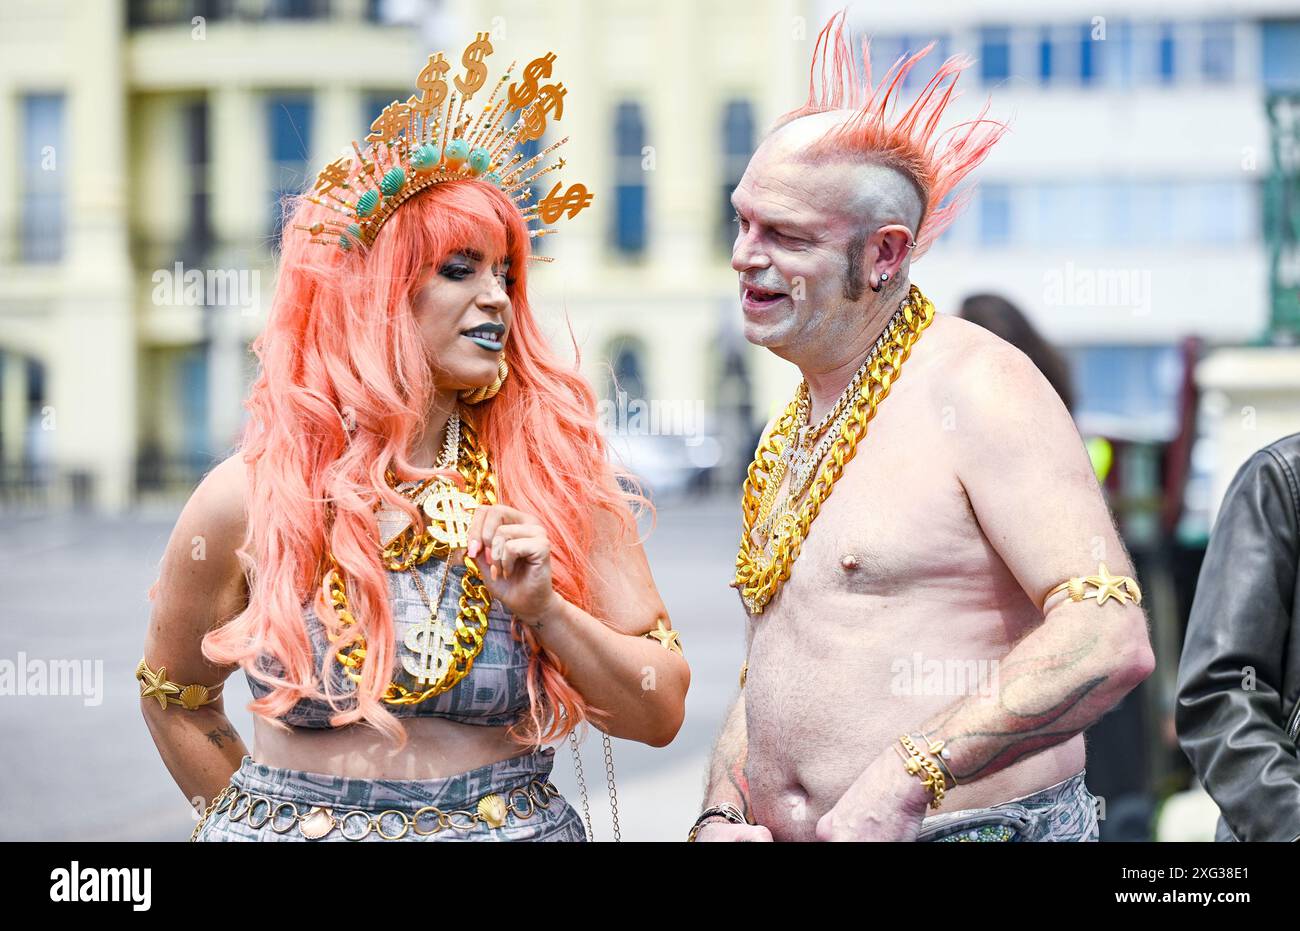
[1176, 432, 1300, 842]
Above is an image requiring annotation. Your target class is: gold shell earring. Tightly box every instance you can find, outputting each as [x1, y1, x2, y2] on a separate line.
[460, 357, 509, 405]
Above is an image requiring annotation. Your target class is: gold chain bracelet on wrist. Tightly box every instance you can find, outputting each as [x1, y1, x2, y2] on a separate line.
[898, 733, 949, 810]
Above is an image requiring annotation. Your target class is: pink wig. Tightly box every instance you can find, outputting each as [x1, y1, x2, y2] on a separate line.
[774, 8, 1011, 259]
[174, 177, 646, 749]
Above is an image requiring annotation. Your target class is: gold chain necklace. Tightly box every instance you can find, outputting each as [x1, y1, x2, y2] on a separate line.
[734, 284, 936, 615]
[753, 310, 901, 538]
[323, 417, 497, 703]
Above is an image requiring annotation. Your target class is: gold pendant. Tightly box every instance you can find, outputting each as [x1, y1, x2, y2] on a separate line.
[401, 615, 456, 688]
[422, 482, 478, 550]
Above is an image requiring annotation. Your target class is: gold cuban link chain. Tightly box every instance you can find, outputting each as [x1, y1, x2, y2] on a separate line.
[323, 419, 496, 703]
[733, 284, 936, 615]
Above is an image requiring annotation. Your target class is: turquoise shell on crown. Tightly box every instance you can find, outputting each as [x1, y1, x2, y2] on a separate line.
[355, 189, 380, 217]
[380, 167, 406, 196]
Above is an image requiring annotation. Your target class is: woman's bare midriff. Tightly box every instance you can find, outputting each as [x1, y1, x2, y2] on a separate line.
[251, 714, 534, 780]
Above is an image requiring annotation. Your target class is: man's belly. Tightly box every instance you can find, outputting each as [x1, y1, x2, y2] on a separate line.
[742, 597, 1086, 842]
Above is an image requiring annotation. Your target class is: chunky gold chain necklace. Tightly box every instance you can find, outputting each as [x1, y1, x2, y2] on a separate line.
[323, 418, 497, 704]
[753, 310, 901, 538]
[734, 284, 936, 615]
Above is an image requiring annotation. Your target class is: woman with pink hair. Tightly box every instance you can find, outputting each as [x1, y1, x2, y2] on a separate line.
[137, 40, 689, 842]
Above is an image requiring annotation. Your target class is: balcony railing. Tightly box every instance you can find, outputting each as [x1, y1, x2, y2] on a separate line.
[127, 0, 385, 29]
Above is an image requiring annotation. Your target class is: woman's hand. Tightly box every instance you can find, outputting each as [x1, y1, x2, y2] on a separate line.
[465, 504, 560, 624]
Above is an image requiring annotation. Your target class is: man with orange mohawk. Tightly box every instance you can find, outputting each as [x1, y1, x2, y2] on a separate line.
[690, 10, 1154, 842]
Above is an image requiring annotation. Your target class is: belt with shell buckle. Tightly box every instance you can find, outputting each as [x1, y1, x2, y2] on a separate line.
[201, 778, 562, 840]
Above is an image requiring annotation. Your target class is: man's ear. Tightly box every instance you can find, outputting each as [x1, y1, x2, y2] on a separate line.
[871, 224, 913, 283]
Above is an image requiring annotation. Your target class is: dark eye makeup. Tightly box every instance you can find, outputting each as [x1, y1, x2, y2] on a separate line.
[438, 252, 515, 289]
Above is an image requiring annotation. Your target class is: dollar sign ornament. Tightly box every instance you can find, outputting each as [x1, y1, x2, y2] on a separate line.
[407, 52, 450, 118]
[422, 482, 478, 550]
[455, 33, 493, 96]
[507, 53, 556, 111]
[402, 616, 454, 686]
[537, 181, 594, 223]
[518, 83, 565, 142]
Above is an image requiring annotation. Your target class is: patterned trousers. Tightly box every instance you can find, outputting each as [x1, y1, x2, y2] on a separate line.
[192, 746, 587, 842]
[916, 770, 1100, 842]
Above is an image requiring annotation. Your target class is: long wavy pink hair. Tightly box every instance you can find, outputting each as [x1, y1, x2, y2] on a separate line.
[774, 8, 1012, 259]
[168, 178, 645, 749]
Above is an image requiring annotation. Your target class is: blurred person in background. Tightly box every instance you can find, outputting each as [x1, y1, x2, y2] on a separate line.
[692, 10, 1153, 843]
[137, 38, 687, 842]
[1176, 432, 1300, 842]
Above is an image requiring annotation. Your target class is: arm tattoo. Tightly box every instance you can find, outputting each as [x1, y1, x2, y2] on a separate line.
[205, 725, 239, 748]
[936, 633, 1110, 782]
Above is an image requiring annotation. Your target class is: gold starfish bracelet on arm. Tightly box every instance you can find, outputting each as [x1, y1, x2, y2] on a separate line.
[1041, 562, 1142, 612]
[136, 657, 224, 711]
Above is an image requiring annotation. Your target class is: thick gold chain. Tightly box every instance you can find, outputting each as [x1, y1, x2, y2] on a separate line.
[733, 284, 936, 615]
[323, 419, 497, 704]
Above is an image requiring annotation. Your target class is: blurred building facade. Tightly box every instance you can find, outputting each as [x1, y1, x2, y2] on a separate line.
[0, 0, 817, 511]
[2, 0, 1299, 513]
[837, 0, 1300, 541]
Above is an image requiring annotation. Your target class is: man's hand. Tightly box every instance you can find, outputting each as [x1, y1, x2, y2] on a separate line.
[815, 750, 933, 841]
[693, 820, 774, 842]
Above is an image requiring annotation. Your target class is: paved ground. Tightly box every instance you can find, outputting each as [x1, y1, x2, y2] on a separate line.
[1, 491, 746, 841]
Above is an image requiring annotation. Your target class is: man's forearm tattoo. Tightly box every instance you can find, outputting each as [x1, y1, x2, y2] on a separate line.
[935, 634, 1110, 782]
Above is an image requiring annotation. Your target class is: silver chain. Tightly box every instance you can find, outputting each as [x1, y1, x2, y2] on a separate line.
[603, 732, 621, 842]
[567, 729, 621, 842]
[568, 730, 595, 842]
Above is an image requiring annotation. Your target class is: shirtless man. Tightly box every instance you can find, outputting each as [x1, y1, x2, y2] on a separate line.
[692, 16, 1154, 842]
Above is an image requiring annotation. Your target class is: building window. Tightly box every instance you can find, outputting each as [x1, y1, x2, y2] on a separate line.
[1066, 345, 1182, 436]
[612, 101, 647, 256]
[1262, 20, 1300, 91]
[179, 344, 210, 460]
[181, 99, 212, 264]
[719, 99, 754, 251]
[606, 336, 647, 402]
[979, 26, 1012, 84]
[979, 183, 1012, 246]
[515, 132, 546, 256]
[1038, 27, 1053, 84]
[1200, 20, 1236, 82]
[20, 93, 66, 263]
[267, 94, 314, 246]
[1079, 22, 1098, 85]
[1157, 22, 1177, 83]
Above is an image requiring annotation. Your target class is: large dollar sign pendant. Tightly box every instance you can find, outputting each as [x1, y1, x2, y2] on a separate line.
[455, 32, 493, 96]
[422, 483, 478, 550]
[507, 52, 556, 111]
[402, 616, 453, 686]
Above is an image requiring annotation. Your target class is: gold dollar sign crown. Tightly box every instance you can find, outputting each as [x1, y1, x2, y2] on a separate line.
[295, 32, 593, 259]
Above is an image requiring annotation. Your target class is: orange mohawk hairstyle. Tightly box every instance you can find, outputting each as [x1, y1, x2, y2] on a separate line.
[774, 8, 1011, 260]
